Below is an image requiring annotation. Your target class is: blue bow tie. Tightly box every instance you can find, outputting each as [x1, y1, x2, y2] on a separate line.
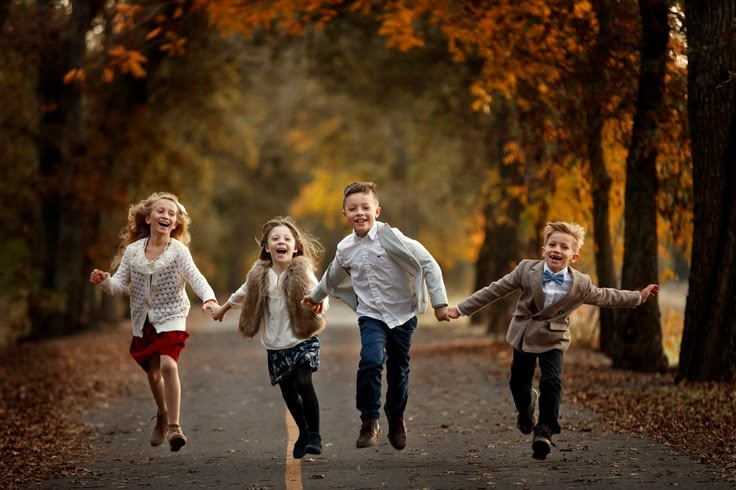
[543, 269, 565, 285]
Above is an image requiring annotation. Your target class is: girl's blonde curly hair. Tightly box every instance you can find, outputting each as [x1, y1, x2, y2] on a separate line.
[111, 192, 191, 269]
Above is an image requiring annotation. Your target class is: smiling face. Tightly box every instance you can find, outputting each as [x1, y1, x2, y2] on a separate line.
[265, 225, 297, 268]
[145, 198, 178, 237]
[343, 191, 381, 237]
[541, 231, 579, 273]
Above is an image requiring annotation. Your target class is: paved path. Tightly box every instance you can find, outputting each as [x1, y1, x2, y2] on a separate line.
[41, 304, 728, 489]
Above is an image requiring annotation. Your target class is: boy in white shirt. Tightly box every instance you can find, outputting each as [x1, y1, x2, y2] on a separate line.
[303, 181, 450, 450]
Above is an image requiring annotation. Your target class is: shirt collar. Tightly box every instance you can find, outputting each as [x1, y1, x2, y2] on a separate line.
[353, 221, 381, 240]
[543, 262, 569, 278]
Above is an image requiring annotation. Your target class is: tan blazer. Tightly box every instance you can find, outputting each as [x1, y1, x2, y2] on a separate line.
[457, 259, 640, 353]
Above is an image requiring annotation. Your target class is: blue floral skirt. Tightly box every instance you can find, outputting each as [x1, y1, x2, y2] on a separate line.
[267, 337, 320, 386]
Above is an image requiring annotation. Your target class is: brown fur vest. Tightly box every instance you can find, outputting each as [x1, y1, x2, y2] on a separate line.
[238, 256, 326, 340]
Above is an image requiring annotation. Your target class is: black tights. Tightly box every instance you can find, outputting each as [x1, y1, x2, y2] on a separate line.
[279, 363, 320, 436]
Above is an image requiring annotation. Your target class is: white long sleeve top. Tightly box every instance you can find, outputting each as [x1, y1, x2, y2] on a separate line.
[98, 237, 216, 337]
[226, 267, 328, 350]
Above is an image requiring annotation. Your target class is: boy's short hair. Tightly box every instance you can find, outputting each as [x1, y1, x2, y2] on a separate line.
[342, 181, 379, 208]
[543, 221, 586, 253]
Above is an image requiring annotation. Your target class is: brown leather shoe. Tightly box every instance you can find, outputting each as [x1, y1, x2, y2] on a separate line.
[355, 418, 381, 448]
[167, 424, 187, 452]
[150, 411, 167, 447]
[384, 407, 407, 450]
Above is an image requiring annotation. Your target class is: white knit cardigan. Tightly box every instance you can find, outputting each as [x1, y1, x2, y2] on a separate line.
[98, 237, 216, 337]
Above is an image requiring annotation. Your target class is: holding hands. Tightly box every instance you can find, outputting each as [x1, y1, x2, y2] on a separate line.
[447, 306, 461, 320]
[302, 295, 324, 314]
[434, 305, 451, 322]
[202, 299, 219, 314]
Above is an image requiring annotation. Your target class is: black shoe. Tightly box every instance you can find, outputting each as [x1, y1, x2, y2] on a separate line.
[532, 424, 553, 460]
[517, 388, 538, 435]
[293, 432, 308, 459]
[384, 406, 407, 450]
[356, 418, 381, 448]
[305, 432, 322, 455]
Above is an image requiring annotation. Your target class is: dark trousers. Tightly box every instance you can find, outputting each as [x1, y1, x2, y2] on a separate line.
[356, 316, 417, 420]
[509, 348, 564, 434]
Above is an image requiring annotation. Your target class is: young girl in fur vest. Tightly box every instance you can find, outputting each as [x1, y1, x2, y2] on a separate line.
[211, 216, 328, 459]
[90, 192, 218, 452]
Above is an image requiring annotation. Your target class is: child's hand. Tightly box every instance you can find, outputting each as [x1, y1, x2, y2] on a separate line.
[211, 304, 228, 322]
[447, 306, 461, 320]
[302, 295, 323, 314]
[89, 269, 109, 284]
[202, 299, 219, 313]
[640, 284, 660, 304]
[434, 305, 450, 322]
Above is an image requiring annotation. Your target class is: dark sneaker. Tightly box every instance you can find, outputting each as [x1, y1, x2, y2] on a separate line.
[150, 411, 167, 447]
[384, 406, 407, 450]
[166, 424, 187, 452]
[356, 418, 381, 448]
[532, 424, 553, 460]
[517, 388, 539, 435]
[305, 432, 322, 455]
[293, 432, 308, 459]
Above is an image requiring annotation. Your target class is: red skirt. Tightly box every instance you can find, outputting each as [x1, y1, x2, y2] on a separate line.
[130, 318, 190, 372]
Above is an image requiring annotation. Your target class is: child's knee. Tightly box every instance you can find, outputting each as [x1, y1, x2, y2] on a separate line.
[160, 357, 178, 376]
[358, 354, 384, 372]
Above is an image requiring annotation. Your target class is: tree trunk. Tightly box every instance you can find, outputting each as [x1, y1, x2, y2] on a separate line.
[585, 0, 618, 356]
[471, 97, 524, 333]
[29, 0, 100, 338]
[678, 0, 736, 382]
[613, 0, 669, 373]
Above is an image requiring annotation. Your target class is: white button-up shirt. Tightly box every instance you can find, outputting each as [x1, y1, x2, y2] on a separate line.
[336, 222, 415, 328]
[542, 264, 571, 309]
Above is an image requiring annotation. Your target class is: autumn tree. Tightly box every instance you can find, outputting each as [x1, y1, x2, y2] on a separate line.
[678, 0, 736, 382]
[614, 0, 671, 373]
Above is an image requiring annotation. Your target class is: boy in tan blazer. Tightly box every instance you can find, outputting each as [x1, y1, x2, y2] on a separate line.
[448, 221, 659, 460]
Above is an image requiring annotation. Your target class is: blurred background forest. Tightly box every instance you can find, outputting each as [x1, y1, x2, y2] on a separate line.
[0, 0, 733, 381]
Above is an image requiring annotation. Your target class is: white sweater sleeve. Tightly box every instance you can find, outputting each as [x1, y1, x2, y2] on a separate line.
[227, 281, 248, 308]
[99, 246, 133, 296]
[179, 247, 216, 303]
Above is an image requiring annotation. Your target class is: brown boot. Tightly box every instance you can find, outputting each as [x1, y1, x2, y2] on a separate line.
[150, 411, 167, 447]
[384, 406, 407, 450]
[355, 418, 381, 448]
[167, 424, 187, 452]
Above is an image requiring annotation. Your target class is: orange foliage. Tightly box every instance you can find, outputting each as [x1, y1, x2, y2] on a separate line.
[101, 0, 689, 274]
[107, 45, 148, 80]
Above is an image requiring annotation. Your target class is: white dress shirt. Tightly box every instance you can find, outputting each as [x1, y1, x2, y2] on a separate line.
[336, 222, 415, 328]
[542, 264, 571, 309]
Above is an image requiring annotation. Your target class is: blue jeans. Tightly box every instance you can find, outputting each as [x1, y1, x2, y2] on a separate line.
[356, 316, 417, 420]
[509, 348, 564, 434]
